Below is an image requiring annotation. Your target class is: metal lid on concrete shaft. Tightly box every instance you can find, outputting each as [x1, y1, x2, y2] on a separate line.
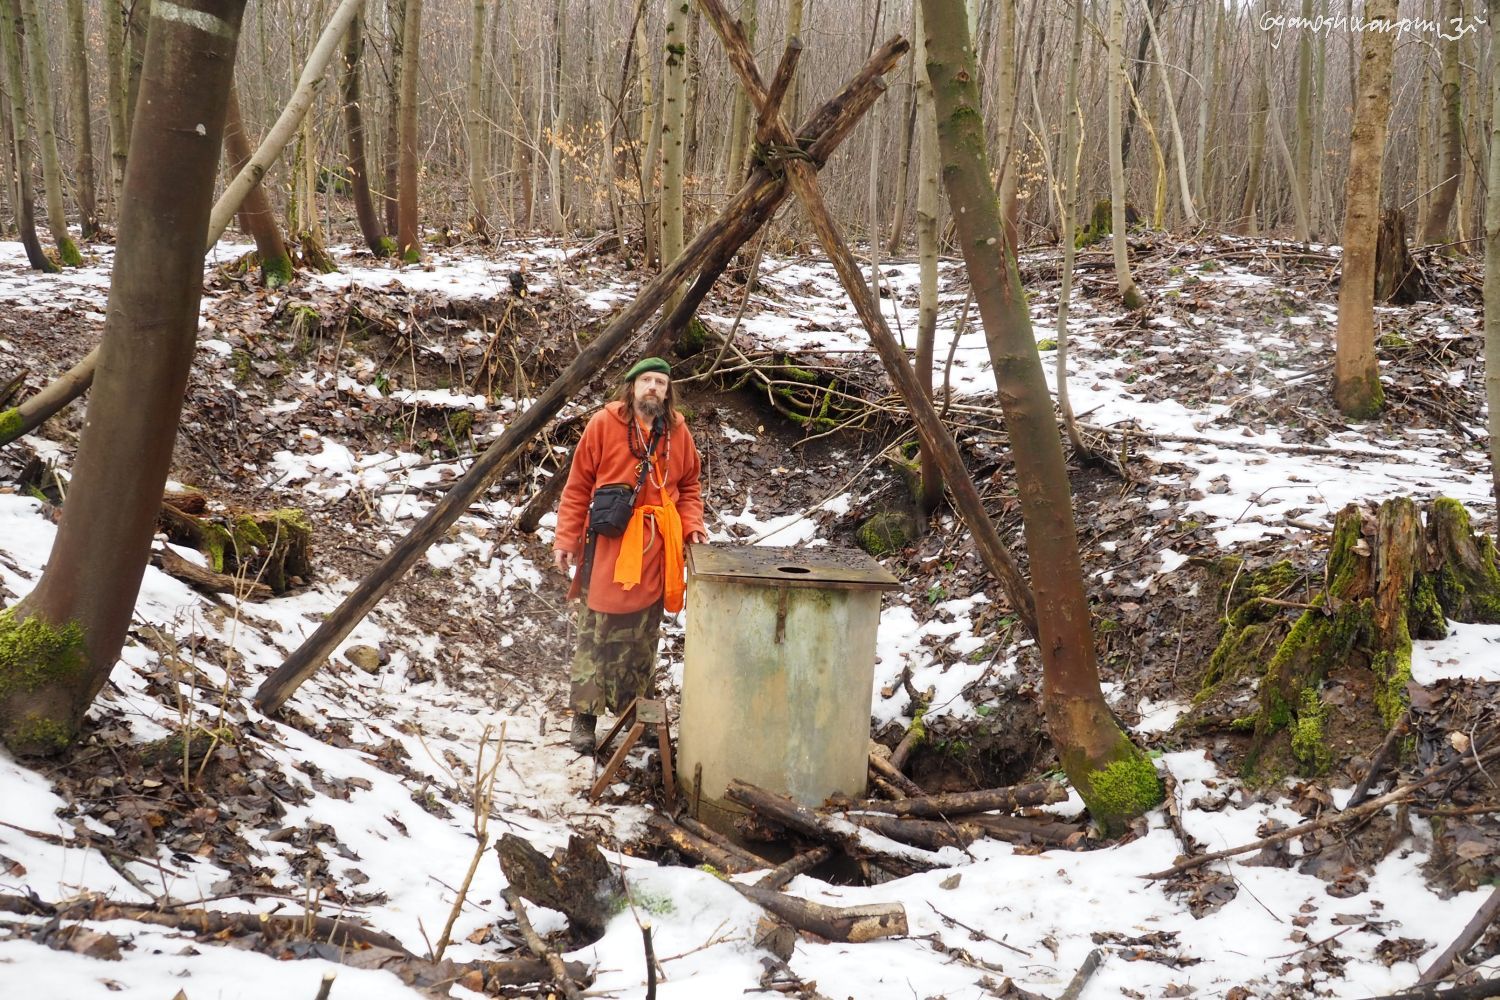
[686, 544, 898, 591]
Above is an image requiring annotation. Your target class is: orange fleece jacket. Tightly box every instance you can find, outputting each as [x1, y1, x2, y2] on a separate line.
[554, 401, 706, 614]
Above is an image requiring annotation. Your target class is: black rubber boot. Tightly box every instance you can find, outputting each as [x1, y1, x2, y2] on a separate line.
[569, 713, 597, 754]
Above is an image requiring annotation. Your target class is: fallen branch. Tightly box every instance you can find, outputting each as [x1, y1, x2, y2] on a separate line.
[1145, 742, 1500, 880]
[501, 886, 586, 1000]
[1355, 978, 1500, 999]
[1418, 885, 1500, 986]
[755, 847, 831, 891]
[843, 812, 982, 852]
[733, 884, 907, 943]
[1058, 948, 1105, 1000]
[832, 782, 1067, 819]
[869, 750, 924, 798]
[1348, 709, 1410, 809]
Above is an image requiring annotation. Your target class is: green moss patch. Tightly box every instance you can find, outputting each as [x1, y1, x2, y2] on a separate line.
[0, 608, 87, 699]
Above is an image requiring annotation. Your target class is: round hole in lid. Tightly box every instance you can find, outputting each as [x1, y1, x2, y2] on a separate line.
[776, 565, 813, 574]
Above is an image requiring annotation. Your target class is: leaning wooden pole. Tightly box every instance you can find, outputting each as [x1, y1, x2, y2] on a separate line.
[694, 0, 1039, 638]
[253, 39, 909, 714]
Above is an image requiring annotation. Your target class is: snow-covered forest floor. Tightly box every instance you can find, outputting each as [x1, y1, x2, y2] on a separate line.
[2, 231, 1499, 1000]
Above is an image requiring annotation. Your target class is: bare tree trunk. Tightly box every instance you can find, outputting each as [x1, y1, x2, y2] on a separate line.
[782, 0, 803, 120]
[0, 0, 53, 272]
[886, 74, 916, 255]
[224, 86, 293, 287]
[992, 0, 1018, 248]
[1485, 0, 1500, 502]
[1142, 0, 1197, 228]
[1333, 0, 1397, 419]
[396, 0, 422, 260]
[913, 4, 943, 516]
[921, 0, 1160, 835]
[660, 0, 688, 302]
[1055, 0, 1086, 454]
[1295, 0, 1314, 235]
[467, 0, 490, 237]
[636, 7, 657, 262]
[1106, 0, 1142, 307]
[1420, 0, 1462, 245]
[205, 0, 367, 249]
[341, 9, 391, 255]
[65, 0, 99, 240]
[0, 0, 249, 756]
[104, 0, 129, 214]
[547, 1, 566, 233]
[1238, 22, 1270, 235]
[383, 0, 403, 235]
[510, 1, 532, 229]
[18, 0, 81, 265]
[125, 0, 151, 137]
[722, 0, 756, 187]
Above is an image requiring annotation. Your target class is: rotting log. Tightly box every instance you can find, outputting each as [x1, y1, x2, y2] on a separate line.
[965, 812, 1087, 847]
[152, 547, 273, 602]
[158, 503, 312, 595]
[844, 812, 984, 851]
[724, 779, 936, 877]
[253, 36, 909, 714]
[695, 0, 1039, 641]
[832, 781, 1067, 819]
[495, 833, 622, 943]
[1213, 498, 1500, 778]
[1375, 207, 1426, 304]
[675, 813, 773, 869]
[643, 812, 763, 875]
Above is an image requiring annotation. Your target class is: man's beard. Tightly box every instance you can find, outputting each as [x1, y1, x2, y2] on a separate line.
[635, 396, 664, 420]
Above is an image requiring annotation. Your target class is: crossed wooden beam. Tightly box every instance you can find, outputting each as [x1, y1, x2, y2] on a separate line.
[254, 13, 1038, 714]
[695, 0, 1038, 633]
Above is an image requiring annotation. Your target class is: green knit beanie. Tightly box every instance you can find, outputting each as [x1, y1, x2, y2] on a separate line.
[624, 356, 671, 381]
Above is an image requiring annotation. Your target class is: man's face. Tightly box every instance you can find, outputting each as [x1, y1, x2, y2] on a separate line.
[632, 372, 670, 419]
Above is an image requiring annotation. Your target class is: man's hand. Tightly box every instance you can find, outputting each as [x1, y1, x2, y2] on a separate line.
[553, 549, 576, 575]
[686, 531, 709, 545]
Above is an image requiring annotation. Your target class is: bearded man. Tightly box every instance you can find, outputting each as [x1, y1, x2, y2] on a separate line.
[553, 358, 709, 753]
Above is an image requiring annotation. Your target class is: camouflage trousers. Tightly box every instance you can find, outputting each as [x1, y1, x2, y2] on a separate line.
[568, 599, 664, 716]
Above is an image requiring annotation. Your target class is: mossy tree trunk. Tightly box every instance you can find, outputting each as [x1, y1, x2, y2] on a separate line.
[921, 0, 1161, 835]
[0, 0, 248, 756]
[1333, 0, 1397, 419]
[224, 85, 294, 288]
[1214, 498, 1500, 777]
[65, 0, 99, 240]
[340, 9, 391, 256]
[0, 0, 53, 272]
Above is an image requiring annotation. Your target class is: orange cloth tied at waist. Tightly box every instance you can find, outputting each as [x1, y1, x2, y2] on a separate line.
[613, 492, 685, 613]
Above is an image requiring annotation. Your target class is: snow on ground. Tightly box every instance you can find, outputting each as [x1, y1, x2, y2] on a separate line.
[3, 238, 1500, 998]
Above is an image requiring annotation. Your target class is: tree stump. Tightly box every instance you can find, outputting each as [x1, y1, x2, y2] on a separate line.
[1204, 498, 1500, 777]
[1374, 208, 1427, 304]
[158, 501, 312, 594]
[495, 833, 623, 943]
